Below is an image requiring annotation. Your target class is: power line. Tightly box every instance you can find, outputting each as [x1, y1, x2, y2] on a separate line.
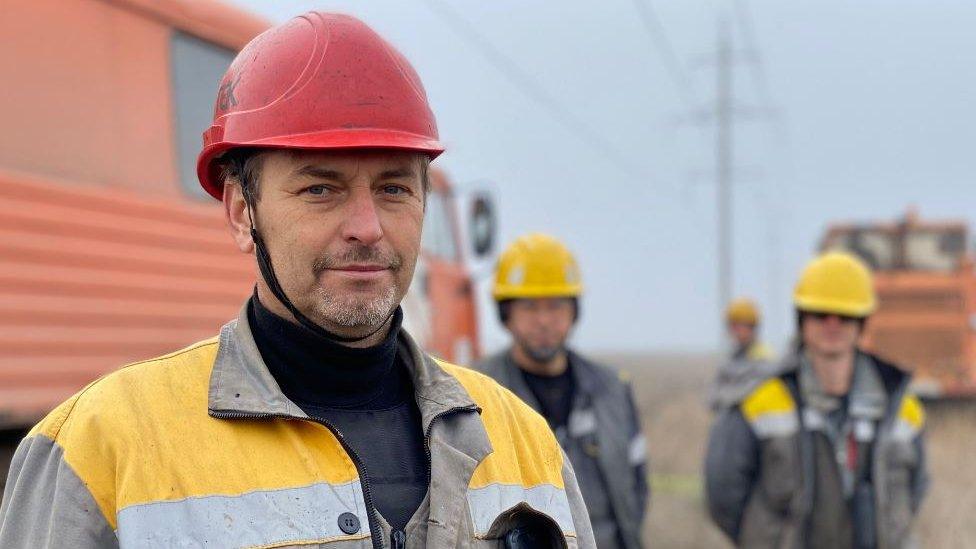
[421, 0, 652, 181]
[731, 0, 775, 120]
[630, 0, 698, 110]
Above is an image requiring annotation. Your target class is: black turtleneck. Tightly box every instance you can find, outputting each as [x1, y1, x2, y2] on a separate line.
[248, 296, 428, 533]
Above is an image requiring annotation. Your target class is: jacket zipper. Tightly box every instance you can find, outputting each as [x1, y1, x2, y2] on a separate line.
[308, 414, 383, 549]
[210, 410, 382, 549]
[391, 529, 406, 549]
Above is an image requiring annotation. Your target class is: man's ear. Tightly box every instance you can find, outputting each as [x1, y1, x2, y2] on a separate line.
[223, 180, 255, 254]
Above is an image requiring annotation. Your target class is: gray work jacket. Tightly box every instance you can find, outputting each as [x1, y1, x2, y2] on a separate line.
[475, 350, 648, 549]
[0, 305, 597, 548]
[705, 350, 929, 549]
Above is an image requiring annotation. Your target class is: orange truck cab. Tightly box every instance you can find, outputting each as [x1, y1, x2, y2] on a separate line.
[820, 209, 976, 397]
[0, 0, 494, 430]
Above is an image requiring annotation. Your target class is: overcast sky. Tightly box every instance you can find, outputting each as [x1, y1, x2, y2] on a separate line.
[230, 0, 976, 354]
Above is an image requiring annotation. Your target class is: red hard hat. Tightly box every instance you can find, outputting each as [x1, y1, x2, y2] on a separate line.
[196, 12, 445, 200]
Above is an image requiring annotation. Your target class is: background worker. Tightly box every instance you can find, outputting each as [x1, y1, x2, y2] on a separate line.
[708, 298, 776, 411]
[725, 298, 773, 362]
[0, 14, 596, 548]
[476, 233, 648, 549]
[705, 252, 929, 548]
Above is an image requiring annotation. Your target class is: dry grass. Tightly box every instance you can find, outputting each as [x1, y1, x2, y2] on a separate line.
[601, 353, 976, 549]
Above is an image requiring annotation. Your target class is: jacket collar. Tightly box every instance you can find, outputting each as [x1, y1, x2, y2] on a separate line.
[208, 303, 480, 434]
[779, 347, 895, 420]
[495, 348, 602, 410]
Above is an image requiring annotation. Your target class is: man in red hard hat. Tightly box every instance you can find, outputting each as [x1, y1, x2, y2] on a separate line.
[0, 13, 596, 548]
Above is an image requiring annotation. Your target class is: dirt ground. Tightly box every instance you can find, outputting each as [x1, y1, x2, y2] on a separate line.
[603, 353, 976, 548]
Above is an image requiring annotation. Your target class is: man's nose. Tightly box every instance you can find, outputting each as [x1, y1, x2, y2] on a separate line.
[341, 190, 383, 245]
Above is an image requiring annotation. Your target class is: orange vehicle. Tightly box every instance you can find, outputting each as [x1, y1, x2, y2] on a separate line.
[0, 0, 493, 432]
[819, 209, 976, 397]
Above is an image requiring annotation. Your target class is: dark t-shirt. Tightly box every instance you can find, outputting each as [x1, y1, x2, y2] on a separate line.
[248, 297, 427, 532]
[520, 365, 575, 431]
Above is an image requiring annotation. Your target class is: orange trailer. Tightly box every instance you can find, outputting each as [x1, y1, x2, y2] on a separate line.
[0, 0, 490, 430]
[820, 209, 976, 397]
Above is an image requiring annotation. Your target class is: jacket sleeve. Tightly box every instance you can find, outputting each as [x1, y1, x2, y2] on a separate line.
[910, 429, 929, 514]
[561, 449, 597, 548]
[624, 384, 650, 517]
[704, 407, 759, 543]
[0, 433, 117, 547]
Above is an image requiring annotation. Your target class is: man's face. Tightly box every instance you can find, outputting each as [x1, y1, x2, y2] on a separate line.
[728, 322, 756, 348]
[226, 149, 426, 334]
[801, 312, 861, 359]
[505, 298, 576, 363]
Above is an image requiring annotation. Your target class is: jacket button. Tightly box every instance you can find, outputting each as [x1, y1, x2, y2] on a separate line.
[338, 512, 361, 534]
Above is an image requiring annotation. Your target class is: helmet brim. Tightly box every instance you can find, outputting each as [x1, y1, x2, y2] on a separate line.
[197, 128, 445, 201]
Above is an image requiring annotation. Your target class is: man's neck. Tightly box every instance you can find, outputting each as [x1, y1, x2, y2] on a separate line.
[511, 346, 568, 377]
[807, 348, 856, 396]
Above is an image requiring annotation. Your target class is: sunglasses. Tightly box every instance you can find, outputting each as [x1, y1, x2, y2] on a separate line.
[805, 311, 861, 323]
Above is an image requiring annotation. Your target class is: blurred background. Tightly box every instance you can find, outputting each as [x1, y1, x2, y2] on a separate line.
[1, 0, 974, 546]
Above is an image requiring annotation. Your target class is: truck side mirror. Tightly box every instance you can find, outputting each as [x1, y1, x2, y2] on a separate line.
[470, 193, 496, 258]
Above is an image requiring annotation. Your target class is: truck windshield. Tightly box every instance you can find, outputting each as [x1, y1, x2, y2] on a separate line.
[825, 229, 897, 270]
[904, 229, 965, 272]
[824, 227, 965, 272]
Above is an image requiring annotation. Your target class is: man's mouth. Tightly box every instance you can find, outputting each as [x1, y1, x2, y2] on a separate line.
[325, 264, 391, 281]
[331, 264, 388, 272]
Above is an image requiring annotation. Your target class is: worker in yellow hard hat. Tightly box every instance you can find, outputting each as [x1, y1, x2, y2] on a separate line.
[475, 233, 648, 549]
[708, 298, 776, 411]
[705, 252, 929, 548]
[725, 298, 773, 361]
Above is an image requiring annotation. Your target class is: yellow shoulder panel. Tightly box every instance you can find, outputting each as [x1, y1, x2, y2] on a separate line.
[741, 378, 795, 422]
[898, 394, 925, 429]
[438, 362, 565, 490]
[27, 337, 219, 440]
[36, 336, 359, 529]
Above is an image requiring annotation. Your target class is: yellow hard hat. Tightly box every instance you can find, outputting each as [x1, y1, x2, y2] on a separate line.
[726, 298, 760, 325]
[793, 252, 876, 317]
[493, 233, 582, 300]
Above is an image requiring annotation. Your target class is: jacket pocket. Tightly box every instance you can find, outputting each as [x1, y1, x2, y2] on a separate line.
[880, 440, 918, 547]
[738, 436, 801, 548]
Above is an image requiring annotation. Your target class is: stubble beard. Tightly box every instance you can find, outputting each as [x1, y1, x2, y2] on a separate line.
[313, 284, 398, 329]
[309, 245, 405, 330]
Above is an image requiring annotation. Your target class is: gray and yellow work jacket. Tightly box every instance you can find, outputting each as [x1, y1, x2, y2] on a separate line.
[475, 351, 648, 549]
[705, 350, 928, 549]
[0, 307, 597, 548]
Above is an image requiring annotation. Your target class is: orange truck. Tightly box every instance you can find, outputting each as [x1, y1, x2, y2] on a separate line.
[819, 209, 976, 397]
[0, 0, 493, 432]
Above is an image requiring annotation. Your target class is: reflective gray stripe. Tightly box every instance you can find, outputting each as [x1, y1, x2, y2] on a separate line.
[853, 418, 875, 442]
[891, 418, 919, 442]
[628, 434, 647, 465]
[467, 483, 575, 537]
[567, 408, 597, 438]
[117, 480, 369, 548]
[802, 407, 827, 432]
[749, 411, 799, 438]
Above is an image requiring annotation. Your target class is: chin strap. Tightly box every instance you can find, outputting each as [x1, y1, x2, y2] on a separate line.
[244, 187, 393, 344]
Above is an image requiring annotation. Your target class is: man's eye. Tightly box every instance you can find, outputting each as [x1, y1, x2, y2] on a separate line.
[306, 185, 328, 196]
[383, 185, 407, 196]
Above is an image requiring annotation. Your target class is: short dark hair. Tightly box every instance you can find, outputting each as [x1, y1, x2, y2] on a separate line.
[218, 148, 431, 203]
[497, 298, 580, 325]
[219, 148, 266, 201]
